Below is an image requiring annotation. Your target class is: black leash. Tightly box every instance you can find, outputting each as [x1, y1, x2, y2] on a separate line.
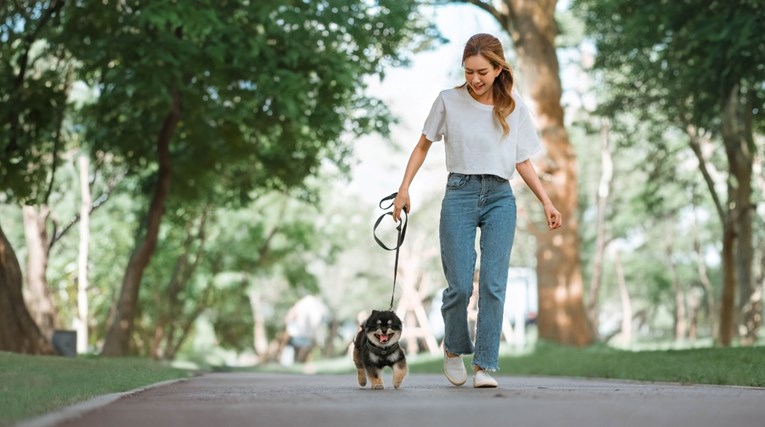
[373, 192, 408, 311]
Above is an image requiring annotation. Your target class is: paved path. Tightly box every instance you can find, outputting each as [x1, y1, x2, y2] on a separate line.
[28, 373, 765, 427]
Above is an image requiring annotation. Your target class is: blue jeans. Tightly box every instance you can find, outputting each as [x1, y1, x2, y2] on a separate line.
[439, 173, 516, 371]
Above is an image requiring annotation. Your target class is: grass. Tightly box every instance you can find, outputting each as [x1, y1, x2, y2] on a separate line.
[0, 352, 192, 426]
[2, 344, 763, 425]
[240, 343, 765, 388]
[413, 342, 765, 387]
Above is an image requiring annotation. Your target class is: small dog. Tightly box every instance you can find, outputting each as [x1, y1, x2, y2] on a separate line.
[353, 310, 408, 389]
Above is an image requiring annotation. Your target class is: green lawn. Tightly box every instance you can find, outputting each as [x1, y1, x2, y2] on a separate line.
[2, 344, 763, 426]
[414, 343, 765, 387]
[0, 352, 191, 426]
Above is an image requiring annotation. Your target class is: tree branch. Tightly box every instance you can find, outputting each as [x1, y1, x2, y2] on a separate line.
[48, 177, 121, 254]
[252, 201, 289, 267]
[42, 103, 65, 205]
[459, 0, 507, 24]
[685, 125, 726, 224]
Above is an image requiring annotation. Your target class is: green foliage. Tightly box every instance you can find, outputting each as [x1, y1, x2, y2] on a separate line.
[573, 0, 765, 126]
[2, 1, 436, 357]
[60, 0, 434, 205]
[130, 192, 342, 355]
[570, 0, 764, 340]
[0, 1, 71, 203]
[569, 79, 720, 339]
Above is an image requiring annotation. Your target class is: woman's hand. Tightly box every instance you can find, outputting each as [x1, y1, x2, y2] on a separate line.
[515, 159, 562, 231]
[393, 190, 410, 222]
[544, 203, 562, 230]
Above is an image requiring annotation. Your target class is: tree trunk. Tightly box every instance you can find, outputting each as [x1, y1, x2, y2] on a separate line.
[750, 249, 765, 344]
[751, 161, 765, 344]
[692, 208, 717, 340]
[721, 86, 756, 345]
[250, 290, 270, 358]
[666, 236, 687, 342]
[687, 288, 701, 343]
[586, 118, 613, 336]
[102, 90, 180, 356]
[77, 154, 91, 353]
[150, 211, 207, 359]
[150, 240, 187, 359]
[613, 247, 632, 346]
[719, 222, 736, 345]
[508, 0, 592, 346]
[686, 134, 736, 345]
[693, 210, 719, 341]
[0, 224, 55, 354]
[21, 205, 57, 338]
[684, 84, 755, 347]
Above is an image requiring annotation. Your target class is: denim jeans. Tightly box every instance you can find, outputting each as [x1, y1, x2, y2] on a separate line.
[439, 173, 516, 371]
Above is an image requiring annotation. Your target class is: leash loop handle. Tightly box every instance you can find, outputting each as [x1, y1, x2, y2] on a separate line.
[373, 192, 407, 310]
[373, 192, 407, 250]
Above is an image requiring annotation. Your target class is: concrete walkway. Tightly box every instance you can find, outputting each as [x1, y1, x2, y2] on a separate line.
[24, 373, 765, 427]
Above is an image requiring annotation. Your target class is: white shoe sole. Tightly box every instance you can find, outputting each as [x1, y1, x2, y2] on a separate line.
[473, 371, 498, 388]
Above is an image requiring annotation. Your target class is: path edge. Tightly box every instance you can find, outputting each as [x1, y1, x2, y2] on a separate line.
[14, 378, 188, 427]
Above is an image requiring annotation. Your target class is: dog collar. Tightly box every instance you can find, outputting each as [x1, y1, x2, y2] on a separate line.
[366, 340, 400, 355]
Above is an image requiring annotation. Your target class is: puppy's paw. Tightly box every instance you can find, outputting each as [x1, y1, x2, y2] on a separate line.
[370, 375, 384, 390]
[393, 361, 408, 389]
[357, 369, 367, 387]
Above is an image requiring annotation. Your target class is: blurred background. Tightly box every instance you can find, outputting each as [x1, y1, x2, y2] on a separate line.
[1, 0, 763, 369]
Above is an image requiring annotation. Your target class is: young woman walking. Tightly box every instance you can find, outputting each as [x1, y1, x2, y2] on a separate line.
[392, 33, 562, 388]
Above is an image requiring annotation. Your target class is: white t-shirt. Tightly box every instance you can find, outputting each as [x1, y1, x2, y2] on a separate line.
[421, 86, 542, 180]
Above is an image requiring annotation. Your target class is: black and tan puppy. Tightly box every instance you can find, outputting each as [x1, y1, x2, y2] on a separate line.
[353, 310, 408, 389]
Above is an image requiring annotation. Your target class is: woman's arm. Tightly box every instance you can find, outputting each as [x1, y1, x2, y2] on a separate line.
[515, 159, 562, 230]
[393, 134, 433, 222]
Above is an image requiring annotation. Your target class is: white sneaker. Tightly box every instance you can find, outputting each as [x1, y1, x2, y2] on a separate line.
[473, 369, 498, 388]
[443, 351, 467, 386]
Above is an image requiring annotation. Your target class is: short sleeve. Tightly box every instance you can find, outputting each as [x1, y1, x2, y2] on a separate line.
[515, 103, 543, 162]
[422, 92, 446, 142]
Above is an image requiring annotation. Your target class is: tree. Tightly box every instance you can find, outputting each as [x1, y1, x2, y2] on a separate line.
[0, 0, 67, 354]
[140, 206, 213, 360]
[450, 0, 593, 346]
[58, 0, 433, 355]
[76, 154, 91, 353]
[0, 227, 54, 354]
[575, 0, 764, 345]
[585, 118, 614, 334]
[202, 192, 341, 359]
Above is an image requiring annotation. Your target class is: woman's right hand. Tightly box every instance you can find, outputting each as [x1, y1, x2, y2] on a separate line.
[393, 190, 410, 222]
[391, 135, 432, 223]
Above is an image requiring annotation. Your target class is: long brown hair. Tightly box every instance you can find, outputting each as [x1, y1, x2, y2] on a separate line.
[461, 33, 515, 135]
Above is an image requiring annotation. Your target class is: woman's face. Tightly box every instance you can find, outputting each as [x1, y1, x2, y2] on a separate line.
[464, 54, 501, 101]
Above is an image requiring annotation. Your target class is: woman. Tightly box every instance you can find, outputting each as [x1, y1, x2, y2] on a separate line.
[392, 33, 562, 388]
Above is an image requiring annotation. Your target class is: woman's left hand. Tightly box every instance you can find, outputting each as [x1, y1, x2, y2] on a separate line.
[544, 203, 562, 230]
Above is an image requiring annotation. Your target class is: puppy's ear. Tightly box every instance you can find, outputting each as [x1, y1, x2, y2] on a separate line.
[371, 310, 379, 315]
